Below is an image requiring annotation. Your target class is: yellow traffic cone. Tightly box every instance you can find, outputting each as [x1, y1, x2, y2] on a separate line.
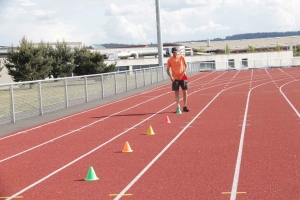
[122, 141, 133, 152]
[147, 125, 155, 135]
[84, 166, 99, 181]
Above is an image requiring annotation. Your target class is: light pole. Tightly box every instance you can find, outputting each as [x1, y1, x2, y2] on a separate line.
[155, 0, 164, 69]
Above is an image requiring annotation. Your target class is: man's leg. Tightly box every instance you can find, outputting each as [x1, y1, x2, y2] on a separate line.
[183, 89, 187, 107]
[175, 90, 180, 108]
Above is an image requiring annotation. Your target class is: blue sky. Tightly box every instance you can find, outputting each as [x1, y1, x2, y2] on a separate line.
[1, 0, 300, 46]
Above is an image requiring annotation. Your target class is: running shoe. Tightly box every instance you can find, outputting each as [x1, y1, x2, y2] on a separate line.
[183, 106, 190, 112]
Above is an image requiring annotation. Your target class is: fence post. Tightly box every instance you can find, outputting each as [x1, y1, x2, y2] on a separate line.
[150, 67, 153, 84]
[162, 65, 165, 80]
[65, 78, 69, 108]
[101, 74, 104, 98]
[157, 67, 159, 82]
[84, 76, 88, 103]
[114, 72, 117, 94]
[10, 84, 16, 123]
[126, 71, 128, 91]
[280, 58, 282, 67]
[143, 69, 145, 86]
[135, 70, 137, 89]
[39, 81, 43, 115]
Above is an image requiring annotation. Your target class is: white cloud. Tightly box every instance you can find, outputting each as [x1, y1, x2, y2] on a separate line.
[104, 16, 148, 43]
[33, 10, 56, 20]
[15, 0, 36, 7]
[105, 3, 154, 16]
[1, 0, 300, 46]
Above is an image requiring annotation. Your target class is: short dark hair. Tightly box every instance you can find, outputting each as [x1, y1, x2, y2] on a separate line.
[171, 47, 178, 53]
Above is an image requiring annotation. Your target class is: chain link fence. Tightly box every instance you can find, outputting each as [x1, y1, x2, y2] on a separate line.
[1, 58, 299, 125]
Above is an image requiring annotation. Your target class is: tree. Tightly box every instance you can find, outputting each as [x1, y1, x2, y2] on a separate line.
[73, 46, 116, 76]
[275, 44, 281, 51]
[0, 60, 3, 77]
[225, 44, 231, 54]
[48, 40, 75, 78]
[5, 36, 53, 82]
[199, 47, 206, 53]
[248, 45, 255, 53]
[294, 46, 300, 57]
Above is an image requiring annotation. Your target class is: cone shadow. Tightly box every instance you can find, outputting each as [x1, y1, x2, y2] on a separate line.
[75, 179, 85, 181]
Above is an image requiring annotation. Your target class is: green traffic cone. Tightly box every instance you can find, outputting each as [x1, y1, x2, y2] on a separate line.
[176, 107, 182, 114]
[84, 166, 99, 181]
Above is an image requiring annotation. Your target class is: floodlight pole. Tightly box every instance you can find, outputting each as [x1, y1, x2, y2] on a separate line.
[155, 0, 164, 70]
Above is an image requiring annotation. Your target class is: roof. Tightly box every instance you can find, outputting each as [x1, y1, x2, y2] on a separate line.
[178, 36, 300, 51]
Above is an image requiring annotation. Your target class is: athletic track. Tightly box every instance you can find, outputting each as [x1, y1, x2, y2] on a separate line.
[1, 67, 300, 200]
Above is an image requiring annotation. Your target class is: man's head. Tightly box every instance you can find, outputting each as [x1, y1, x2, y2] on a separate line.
[171, 47, 178, 56]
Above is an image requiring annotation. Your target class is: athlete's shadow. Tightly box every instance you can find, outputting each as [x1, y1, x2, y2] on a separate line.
[91, 111, 174, 119]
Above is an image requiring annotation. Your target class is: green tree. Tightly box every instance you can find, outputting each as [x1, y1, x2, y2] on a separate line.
[48, 40, 75, 78]
[225, 44, 231, 54]
[275, 44, 281, 51]
[199, 47, 206, 53]
[294, 46, 300, 56]
[0, 60, 3, 77]
[4, 36, 53, 82]
[248, 45, 255, 53]
[73, 46, 116, 76]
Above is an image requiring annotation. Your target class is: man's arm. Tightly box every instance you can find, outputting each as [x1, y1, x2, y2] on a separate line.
[183, 56, 188, 74]
[166, 66, 174, 82]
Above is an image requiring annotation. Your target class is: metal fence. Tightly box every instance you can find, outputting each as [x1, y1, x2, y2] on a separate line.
[1, 57, 299, 125]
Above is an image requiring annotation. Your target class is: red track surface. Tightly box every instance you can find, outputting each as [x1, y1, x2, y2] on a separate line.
[1, 68, 300, 200]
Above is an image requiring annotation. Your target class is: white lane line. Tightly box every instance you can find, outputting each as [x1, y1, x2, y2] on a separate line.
[230, 78, 286, 200]
[280, 81, 300, 118]
[0, 92, 171, 163]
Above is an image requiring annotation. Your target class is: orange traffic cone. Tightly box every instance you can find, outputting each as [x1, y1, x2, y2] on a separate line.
[147, 125, 155, 135]
[164, 116, 171, 124]
[122, 141, 133, 152]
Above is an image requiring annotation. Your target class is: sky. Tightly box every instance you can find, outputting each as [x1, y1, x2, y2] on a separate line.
[1, 0, 300, 46]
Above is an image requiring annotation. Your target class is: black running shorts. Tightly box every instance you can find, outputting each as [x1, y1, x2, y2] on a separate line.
[172, 80, 189, 91]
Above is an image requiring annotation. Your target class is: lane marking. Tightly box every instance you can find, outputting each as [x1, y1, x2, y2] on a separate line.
[280, 81, 300, 118]
[109, 194, 132, 196]
[230, 80, 281, 200]
[222, 192, 246, 194]
[0, 197, 23, 199]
